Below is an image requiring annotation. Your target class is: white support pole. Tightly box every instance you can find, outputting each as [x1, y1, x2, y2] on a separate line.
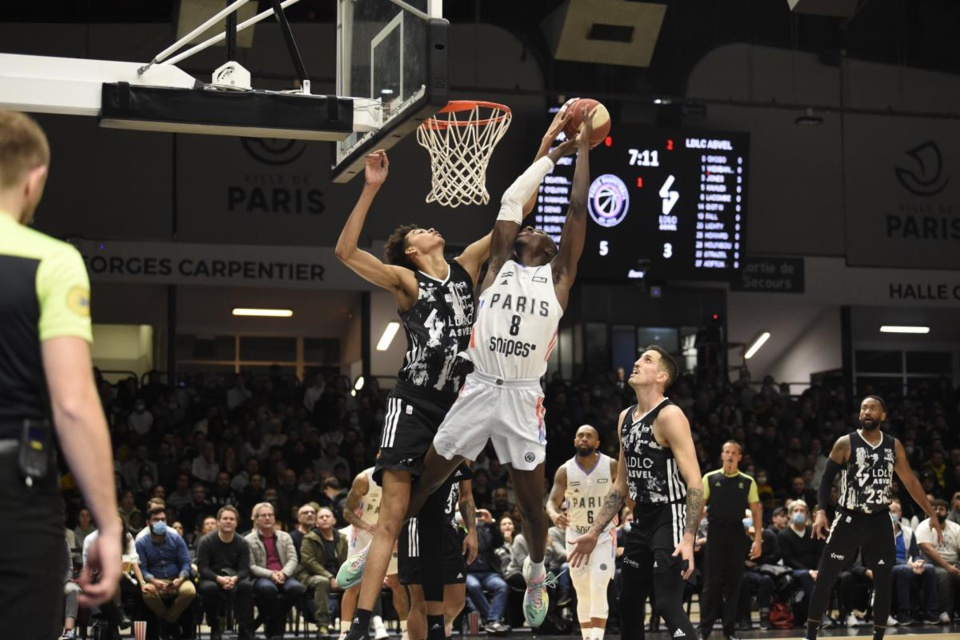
[160, 0, 301, 68]
[152, 0, 250, 65]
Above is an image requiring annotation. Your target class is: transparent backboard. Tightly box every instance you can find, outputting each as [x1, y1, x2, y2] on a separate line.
[333, 0, 447, 183]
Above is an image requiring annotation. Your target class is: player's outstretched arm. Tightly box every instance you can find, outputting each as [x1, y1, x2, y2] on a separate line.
[521, 100, 577, 214]
[546, 465, 569, 529]
[552, 105, 592, 311]
[894, 438, 943, 544]
[335, 151, 414, 302]
[471, 137, 580, 294]
[660, 405, 702, 580]
[568, 409, 629, 567]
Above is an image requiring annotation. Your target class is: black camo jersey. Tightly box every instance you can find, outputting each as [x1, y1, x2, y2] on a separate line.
[397, 261, 475, 396]
[838, 430, 896, 514]
[621, 398, 686, 505]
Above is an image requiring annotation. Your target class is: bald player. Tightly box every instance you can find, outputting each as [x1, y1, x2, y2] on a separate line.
[546, 425, 618, 640]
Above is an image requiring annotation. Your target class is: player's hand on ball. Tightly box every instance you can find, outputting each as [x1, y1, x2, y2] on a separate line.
[568, 530, 598, 568]
[578, 105, 594, 146]
[545, 98, 579, 141]
[365, 150, 389, 186]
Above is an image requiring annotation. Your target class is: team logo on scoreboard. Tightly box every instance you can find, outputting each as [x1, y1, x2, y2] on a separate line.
[588, 174, 630, 228]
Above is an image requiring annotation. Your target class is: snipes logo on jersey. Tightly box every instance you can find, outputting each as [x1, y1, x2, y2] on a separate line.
[588, 174, 630, 228]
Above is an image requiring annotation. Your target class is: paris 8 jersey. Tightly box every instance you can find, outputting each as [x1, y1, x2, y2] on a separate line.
[465, 259, 562, 380]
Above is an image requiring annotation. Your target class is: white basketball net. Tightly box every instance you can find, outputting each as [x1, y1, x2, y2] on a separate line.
[416, 102, 512, 208]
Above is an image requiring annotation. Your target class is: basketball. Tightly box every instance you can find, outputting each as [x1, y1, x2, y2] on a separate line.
[563, 98, 611, 148]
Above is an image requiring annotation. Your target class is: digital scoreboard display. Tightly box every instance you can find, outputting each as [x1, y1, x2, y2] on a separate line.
[533, 122, 750, 281]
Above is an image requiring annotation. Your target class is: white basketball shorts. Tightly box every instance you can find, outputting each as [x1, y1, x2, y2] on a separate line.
[432, 370, 546, 470]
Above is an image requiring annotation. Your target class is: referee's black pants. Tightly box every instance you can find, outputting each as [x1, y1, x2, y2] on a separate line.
[0, 447, 66, 640]
[699, 522, 749, 639]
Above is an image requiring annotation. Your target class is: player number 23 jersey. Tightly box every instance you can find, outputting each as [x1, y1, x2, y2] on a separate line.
[465, 260, 562, 380]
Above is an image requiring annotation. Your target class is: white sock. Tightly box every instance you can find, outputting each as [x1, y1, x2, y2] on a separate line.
[581, 628, 592, 640]
[342, 621, 352, 632]
[528, 560, 546, 582]
[594, 628, 606, 640]
[373, 615, 385, 629]
[399, 620, 407, 632]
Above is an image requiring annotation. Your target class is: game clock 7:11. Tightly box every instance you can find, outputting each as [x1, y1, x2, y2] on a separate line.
[533, 123, 748, 281]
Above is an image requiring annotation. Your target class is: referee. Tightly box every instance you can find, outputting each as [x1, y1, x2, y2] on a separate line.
[0, 111, 121, 639]
[698, 441, 762, 640]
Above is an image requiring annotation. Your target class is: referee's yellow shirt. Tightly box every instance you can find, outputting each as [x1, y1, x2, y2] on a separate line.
[0, 213, 92, 423]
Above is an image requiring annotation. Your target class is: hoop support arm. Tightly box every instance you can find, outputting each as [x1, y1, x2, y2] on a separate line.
[156, 0, 301, 70]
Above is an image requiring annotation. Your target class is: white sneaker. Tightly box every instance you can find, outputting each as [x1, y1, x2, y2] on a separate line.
[887, 615, 899, 627]
[846, 613, 860, 627]
[940, 612, 952, 625]
[373, 626, 389, 640]
[400, 631, 409, 640]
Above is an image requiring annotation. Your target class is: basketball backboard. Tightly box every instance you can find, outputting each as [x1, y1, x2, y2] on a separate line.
[0, 0, 447, 179]
[332, 0, 448, 183]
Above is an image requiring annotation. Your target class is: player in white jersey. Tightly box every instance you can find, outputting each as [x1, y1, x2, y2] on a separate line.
[342, 468, 408, 640]
[546, 425, 618, 640]
[406, 104, 595, 629]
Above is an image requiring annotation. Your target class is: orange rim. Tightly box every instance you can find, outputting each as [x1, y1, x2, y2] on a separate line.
[422, 100, 512, 130]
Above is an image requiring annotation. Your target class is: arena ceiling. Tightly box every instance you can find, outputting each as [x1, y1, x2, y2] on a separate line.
[2, 0, 959, 103]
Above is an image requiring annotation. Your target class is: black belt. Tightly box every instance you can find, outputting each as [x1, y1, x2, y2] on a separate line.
[0, 419, 49, 441]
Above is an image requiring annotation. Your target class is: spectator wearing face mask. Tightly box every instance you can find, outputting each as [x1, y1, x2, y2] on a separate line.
[776, 500, 823, 624]
[136, 506, 195, 638]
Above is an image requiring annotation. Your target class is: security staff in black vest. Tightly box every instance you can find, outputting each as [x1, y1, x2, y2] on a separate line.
[698, 441, 763, 640]
[804, 396, 942, 640]
[0, 111, 121, 640]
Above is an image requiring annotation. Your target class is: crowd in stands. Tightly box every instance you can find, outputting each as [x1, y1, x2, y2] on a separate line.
[58, 365, 960, 638]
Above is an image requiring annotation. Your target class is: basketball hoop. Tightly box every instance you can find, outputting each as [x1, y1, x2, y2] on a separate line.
[416, 100, 512, 208]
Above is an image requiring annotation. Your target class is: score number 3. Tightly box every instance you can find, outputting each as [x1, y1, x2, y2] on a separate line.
[628, 149, 660, 167]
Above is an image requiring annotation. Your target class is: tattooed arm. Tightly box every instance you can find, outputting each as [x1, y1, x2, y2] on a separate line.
[568, 409, 630, 568]
[659, 404, 703, 580]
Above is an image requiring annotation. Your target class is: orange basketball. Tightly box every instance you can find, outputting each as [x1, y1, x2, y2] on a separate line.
[562, 98, 611, 148]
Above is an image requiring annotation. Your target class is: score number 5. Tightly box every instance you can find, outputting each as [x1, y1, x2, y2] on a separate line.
[628, 149, 660, 167]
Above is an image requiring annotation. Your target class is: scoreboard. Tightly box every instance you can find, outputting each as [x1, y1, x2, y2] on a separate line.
[533, 123, 750, 281]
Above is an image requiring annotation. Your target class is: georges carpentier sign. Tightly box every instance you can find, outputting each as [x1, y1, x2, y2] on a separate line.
[72, 240, 374, 290]
[844, 115, 960, 270]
